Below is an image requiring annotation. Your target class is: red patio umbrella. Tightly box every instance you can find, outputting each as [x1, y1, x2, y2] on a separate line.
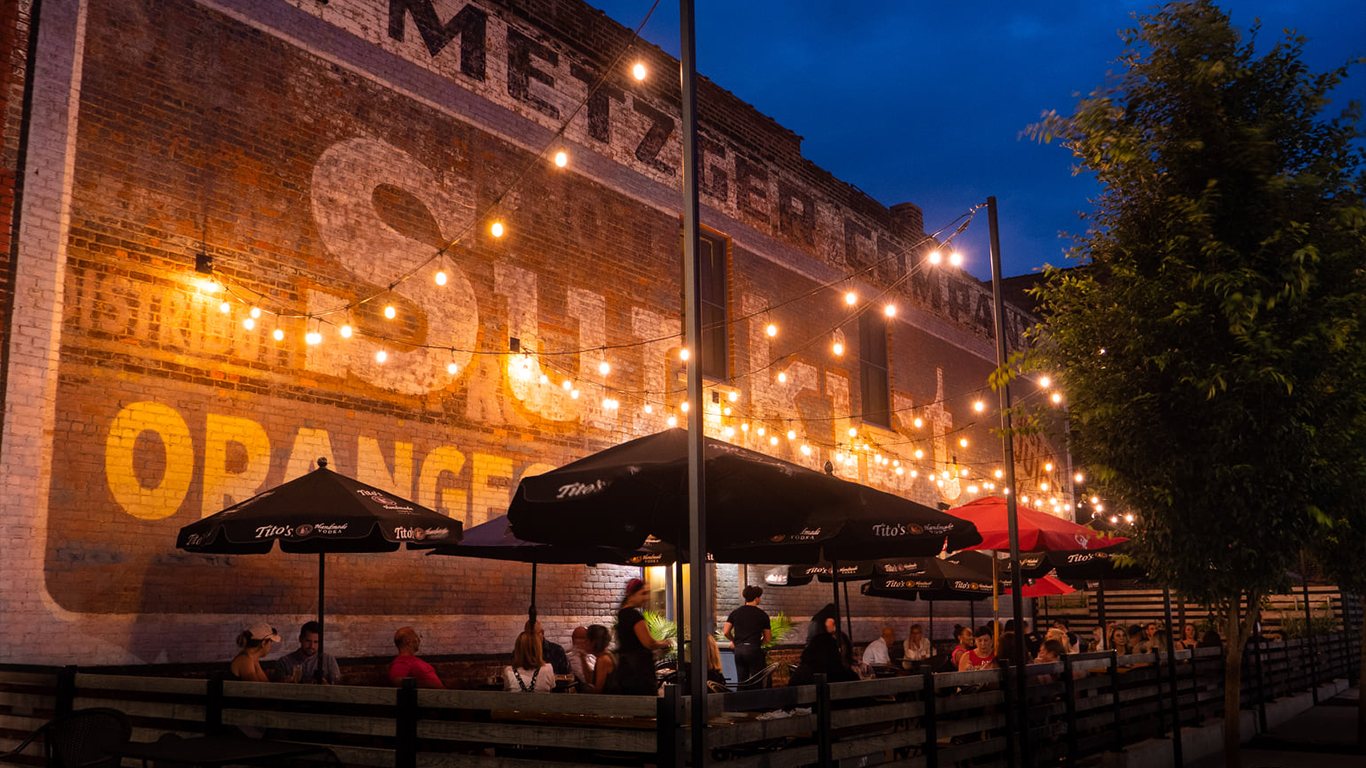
[1005, 574, 1076, 597]
[949, 496, 1128, 553]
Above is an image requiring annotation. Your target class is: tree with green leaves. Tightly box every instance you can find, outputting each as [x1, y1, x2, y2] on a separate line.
[1025, 2, 1366, 764]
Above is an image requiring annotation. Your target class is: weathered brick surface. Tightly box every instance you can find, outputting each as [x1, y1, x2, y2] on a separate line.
[0, 0, 1064, 666]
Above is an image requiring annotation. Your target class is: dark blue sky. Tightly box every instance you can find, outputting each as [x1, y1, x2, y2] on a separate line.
[587, 1, 1366, 280]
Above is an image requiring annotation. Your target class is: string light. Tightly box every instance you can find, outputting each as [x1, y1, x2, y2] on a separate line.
[644, 404, 653, 414]
[435, 270, 448, 286]
[770, 436, 779, 446]
[250, 307, 261, 319]
[786, 430, 796, 440]
[832, 341, 844, 356]
[1045, 462, 1054, 472]
[777, 372, 787, 383]
[563, 380, 573, 390]
[995, 469, 1004, 479]
[384, 305, 397, 320]
[680, 401, 689, 412]
[679, 348, 690, 361]
[757, 427, 765, 436]
[848, 427, 858, 437]
[910, 470, 918, 478]
[800, 444, 812, 456]
[724, 426, 735, 438]
[491, 221, 505, 238]
[1051, 392, 1063, 404]
[973, 400, 985, 412]
[914, 449, 924, 459]
[1039, 376, 1051, 388]
[844, 291, 857, 305]
[376, 350, 387, 363]
[723, 407, 731, 416]
[599, 362, 611, 375]
[884, 304, 896, 317]
[448, 362, 459, 375]
[928, 251, 942, 265]
[913, 417, 923, 428]
[219, 301, 230, 313]
[668, 416, 678, 427]
[959, 438, 968, 448]
[895, 467, 904, 476]
[766, 323, 778, 337]
[340, 325, 353, 338]
[1040, 482, 1050, 491]
[554, 151, 568, 168]
[949, 251, 963, 267]
[1074, 473, 1084, 483]
[632, 62, 646, 80]
[306, 330, 322, 345]
[243, 318, 255, 331]
[539, 373, 549, 384]
[728, 391, 738, 402]
[570, 389, 580, 399]
[741, 423, 749, 432]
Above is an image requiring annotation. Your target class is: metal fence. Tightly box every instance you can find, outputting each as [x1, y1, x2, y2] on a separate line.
[0, 631, 1357, 768]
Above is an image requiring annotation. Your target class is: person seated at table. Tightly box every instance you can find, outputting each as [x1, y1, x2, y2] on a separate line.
[1197, 630, 1223, 650]
[902, 624, 932, 668]
[950, 624, 975, 668]
[274, 621, 342, 684]
[1052, 618, 1079, 649]
[996, 631, 1022, 667]
[789, 629, 858, 686]
[504, 631, 554, 692]
[231, 623, 279, 682]
[705, 635, 728, 688]
[585, 624, 616, 694]
[958, 626, 997, 672]
[1108, 625, 1130, 655]
[1045, 626, 1073, 655]
[1151, 629, 1172, 654]
[862, 627, 895, 666]
[1031, 639, 1068, 685]
[567, 626, 595, 688]
[525, 618, 572, 676]
[1176, 623, 1199, 651]
[389, 627, 444, 689]
[1128, 624, 1148, 653]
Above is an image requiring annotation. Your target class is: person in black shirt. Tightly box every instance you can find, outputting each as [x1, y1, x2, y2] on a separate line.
[723, 585, 772, 689]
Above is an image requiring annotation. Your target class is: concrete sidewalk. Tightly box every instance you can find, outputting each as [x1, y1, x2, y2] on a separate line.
[1190, 687, 1361, 768]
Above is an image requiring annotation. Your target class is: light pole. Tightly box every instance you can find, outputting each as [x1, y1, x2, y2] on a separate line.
[985, 196, 1031, 751]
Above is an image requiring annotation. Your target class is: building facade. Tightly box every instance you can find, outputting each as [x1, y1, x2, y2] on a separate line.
[0, 0, 1064, 665]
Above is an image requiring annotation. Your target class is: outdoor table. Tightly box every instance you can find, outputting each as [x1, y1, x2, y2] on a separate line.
[108, 735, 329, 768]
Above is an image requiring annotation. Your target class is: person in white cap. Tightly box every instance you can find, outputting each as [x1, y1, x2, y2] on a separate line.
[231, 622, 280, 682]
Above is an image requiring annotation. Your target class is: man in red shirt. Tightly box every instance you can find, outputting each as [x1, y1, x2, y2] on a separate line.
[389, 627, 444, 688]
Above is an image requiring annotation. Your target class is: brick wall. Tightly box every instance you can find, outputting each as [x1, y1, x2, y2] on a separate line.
[0, 0, 1063, 666]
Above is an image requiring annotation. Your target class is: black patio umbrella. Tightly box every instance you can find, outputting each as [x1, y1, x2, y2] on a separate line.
[507, 428, 981, 560]
[426, 514, 654, 620]
[177, 458, 462, 671]
[858, 552, 999, 602]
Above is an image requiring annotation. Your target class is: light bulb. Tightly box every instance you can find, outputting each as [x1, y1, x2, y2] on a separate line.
[340, 325, 352, 338]
[960, 468, 969, 477]
[1039, 376, 1052, 388]
[892, 460, 900, 467]
[1045, 462, 1054, 472]
[1075, 473, 1084, 483]
[448, 362, 459, 375]
[1091, 496, 1100, 505]
[599, 362, 611, 375]
[786, 430, 796, 440]
[896, 467, 904, 476]
[959, 438, 968, 448]
[632, 62, 646, 80]
[723, 407, 731, 416]
[491, 221, 505, 238]
[800, 444, 812, 456]
[602, 398, 612, 409]
[1096, 504, 1105, 512]
[770, 436, 779, 446]
[554, 151, 568, 168]
[679, 348, 690, 361]
[741, 423, 749, 432]
[376, 350, 387, 363]
[250, 307, 261, 319]
[680, 401, 689, 412]
[728, 390, 738, 402]
[777, 372, 787, 383]
[766, 323, 777, 337]
[968, 485, 978, 494]
[306, 331, 322, 345]
[435, 270, 448, 286]
[540, 374, 549, 384]
[973, 400, 985, 412]
[243, 318, 255, 331]
[928, 251, 942, 265]
[1110, 516, 1119, 524]
[757, 427, 765, 436]
[848, 427, 858, 437]
[832, 342, 844, 356]
[1125, 514, 1134, 523]
[844, 291, 857, 305]
[914, 449, 924, 459]
[1040, 482, 1050, 491]
[937, 479, 944, 488]
[1051, 392, 1063, 404]
[644, 404, 653, 414]
[563, 380, 573, 390]
[724, 426, 735, 438]
[570, 389, 579, 399]
[913, 417, 923, 428]
[910, 470, 918, 478]
[668, 416, 678, 427]
[949, 251, 963, 267]
[995, 469, 1004, 479]
[219, 301, 230, 313]
[884, 304, 896, 317]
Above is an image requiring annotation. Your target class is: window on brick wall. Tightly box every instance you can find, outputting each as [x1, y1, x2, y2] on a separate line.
[697, 231, 729, 380]
[859, 310, 890, 427]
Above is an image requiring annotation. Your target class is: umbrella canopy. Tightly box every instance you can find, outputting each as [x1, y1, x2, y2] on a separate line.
[1005, 575, 1076, 597]
[835, 552, 999, 601]
[949, 496, 1128, 553]
[178, 459, 460, 553]
[427, 514, 632, 564]
[507, 428, 980, 560]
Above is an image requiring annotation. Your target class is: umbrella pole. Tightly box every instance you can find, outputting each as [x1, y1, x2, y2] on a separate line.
[970, 599, 976, 628]
[317, 552, 325, 683]
[843, 580, 853, 642]
[992, 557, 1000, 649]
[529, 561, 538, 623]
[1097, 580, 1107, 650]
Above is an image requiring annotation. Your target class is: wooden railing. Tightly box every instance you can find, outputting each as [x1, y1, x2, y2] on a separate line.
[1, 632, 1358, 768]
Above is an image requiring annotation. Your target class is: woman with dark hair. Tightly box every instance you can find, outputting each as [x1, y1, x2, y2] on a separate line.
[789, 629, 858, 686]
[615, 578, 670, 695]
[230, 623, 279, 682]
[958, 626, 997, 671]
[585, 624, 616, 694]
[503, 631, 554, 692]
[951, 624, 975, 668]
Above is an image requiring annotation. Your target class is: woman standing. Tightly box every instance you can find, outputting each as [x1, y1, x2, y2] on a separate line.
[230, 623, 279, 682]
[615, 579, 670, 695]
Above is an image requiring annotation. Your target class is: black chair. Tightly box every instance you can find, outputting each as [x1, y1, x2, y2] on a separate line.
[736, 662, 781, 690]
[0, 708, 131, 768]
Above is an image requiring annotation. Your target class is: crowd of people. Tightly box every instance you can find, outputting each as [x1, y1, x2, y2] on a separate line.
[232, 581, 1231, 694]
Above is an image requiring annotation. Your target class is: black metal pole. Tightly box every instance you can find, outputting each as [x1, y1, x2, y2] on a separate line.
[1097, 580, 1107, 650]
[1300, 552, 1318, 702]
[679, 2, 708, 763]
[529, 561, 538, 622]
[987, 196, 1029, 750]
[1163, 587, 1183, 765]
[831, 558, 841, 646]
[843, 579, 854, 642]
[318, 552, 326, 662]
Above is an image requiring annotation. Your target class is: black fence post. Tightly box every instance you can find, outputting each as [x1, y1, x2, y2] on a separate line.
[395, 678, 417, 768]
[205, 676, 224, 736]
[815, 674, 832, 768]
[1108, 652, 1124, 753]
[55, 665, 76, 717]
[922, 670, 938, 768]
[657, 684, 683, 768]
[1252, 638, 1268, 733]
[1000, 663, 1017, 768]
[1062, 655, 1078, 768]
[1152, 651, 1166, 741]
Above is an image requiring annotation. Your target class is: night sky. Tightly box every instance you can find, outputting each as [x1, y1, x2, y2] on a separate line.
[586, 1, 1366, 280]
